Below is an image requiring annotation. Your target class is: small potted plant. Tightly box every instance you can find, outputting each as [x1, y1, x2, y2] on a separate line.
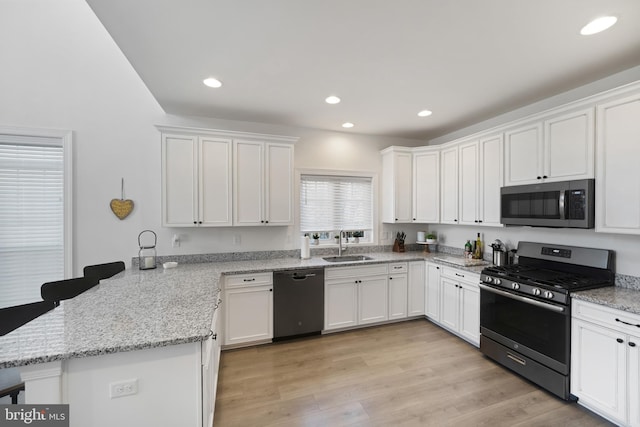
[334, 232, 341, 244]
[352, 230, 363, 243]
[426, 233, 437, 244]
[311, 233, 320, 245]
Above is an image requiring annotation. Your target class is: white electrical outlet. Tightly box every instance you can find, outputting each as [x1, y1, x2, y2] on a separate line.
[171, 234, 180, 248]
[233, 234, 241, 245]
[109, 378, 138, 399]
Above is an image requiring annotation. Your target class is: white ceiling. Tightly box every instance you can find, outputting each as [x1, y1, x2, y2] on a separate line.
[85, 0, 640, 140]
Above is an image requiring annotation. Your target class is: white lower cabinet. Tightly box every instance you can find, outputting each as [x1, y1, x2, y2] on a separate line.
[407, 261, 426, 317]
[388, 262, 408, 320]
[436, 267, 480, 347]
[425, 262, 441, 321]
[325, 264, 389, 331]
[572, 299, 640, 427]
[223, 272, 273, 346]
[202, 308, 221, 427]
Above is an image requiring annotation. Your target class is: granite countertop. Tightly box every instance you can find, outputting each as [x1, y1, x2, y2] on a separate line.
[0, 251, 488, 368]
[572, 286, 640, 316]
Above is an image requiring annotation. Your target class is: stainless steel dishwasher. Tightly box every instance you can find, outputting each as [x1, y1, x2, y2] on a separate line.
[273, 268, 324, 341]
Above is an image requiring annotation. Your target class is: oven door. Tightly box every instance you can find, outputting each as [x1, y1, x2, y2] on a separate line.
[479, 283, 570, 374]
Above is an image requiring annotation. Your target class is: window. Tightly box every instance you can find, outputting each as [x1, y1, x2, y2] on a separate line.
[0, 129, 72, 309]
[300, 174, 374, 244]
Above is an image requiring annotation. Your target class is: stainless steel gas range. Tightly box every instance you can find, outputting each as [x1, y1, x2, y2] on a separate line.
[479, 241, 615, 400]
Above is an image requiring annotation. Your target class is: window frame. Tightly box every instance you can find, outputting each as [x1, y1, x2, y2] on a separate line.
[0, 126, 73, 278]
[296, 168, 378, 246]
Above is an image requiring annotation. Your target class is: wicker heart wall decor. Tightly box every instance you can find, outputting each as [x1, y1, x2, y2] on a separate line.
[110, 178, 134, 220]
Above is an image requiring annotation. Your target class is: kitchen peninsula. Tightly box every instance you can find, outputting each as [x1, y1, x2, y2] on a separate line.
[0, 251, 447, 427]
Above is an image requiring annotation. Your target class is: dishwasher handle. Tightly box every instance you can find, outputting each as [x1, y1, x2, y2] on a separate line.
[291, 273, 316, 280]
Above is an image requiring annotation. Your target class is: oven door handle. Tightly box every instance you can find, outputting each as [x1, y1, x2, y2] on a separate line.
[479, 283, 566, 313]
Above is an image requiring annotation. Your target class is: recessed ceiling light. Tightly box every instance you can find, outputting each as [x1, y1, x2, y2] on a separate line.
[325, 96, 341, 104]
[342, 122, 354, 128]
[203, 77, 222, 88]
[418, 110, 433, 117]
[580, 16, 617, 35]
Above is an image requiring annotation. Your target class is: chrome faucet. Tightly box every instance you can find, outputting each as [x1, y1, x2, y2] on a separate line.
[337, 230, 347, 256]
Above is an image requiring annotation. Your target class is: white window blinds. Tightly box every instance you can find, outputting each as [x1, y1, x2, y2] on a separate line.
[300, 174, 373, 232]
[0, 135, 65, 309]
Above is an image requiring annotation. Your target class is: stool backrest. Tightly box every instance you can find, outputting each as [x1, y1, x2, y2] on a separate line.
[83, 261, 125, 281]
[0, 301, 56, 336]
[41, 277, 100, 303]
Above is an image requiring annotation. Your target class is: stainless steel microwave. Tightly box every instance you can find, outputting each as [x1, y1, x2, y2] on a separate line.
[500, 179, 595, 228]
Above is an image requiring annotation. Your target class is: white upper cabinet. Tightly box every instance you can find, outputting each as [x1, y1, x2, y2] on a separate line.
[413, 148, 440, 223]
[596, 91, 640, 234]
[381, 147, 413, 223]
[234, 140, 294, 226]
[458, 140, 479, 225]
[162, 133, 232, 227]
[159, 126, 296, 228]
[440, 144, 459, 224]
[504, 108, 594, 186]
[478, 134, 504, 226]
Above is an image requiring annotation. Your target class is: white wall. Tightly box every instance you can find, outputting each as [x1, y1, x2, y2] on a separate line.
[0, 0, 423, 274]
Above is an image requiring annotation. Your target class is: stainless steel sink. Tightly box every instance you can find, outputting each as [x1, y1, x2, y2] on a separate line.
[322, 255, 374, 263]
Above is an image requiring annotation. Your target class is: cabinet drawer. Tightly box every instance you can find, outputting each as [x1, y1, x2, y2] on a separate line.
[224, 272, 273, 288]
[388, 262, 408, 274]
[440, 267, 479, 283]
[326, 264, 388, 280]
[573, 299, 640, 334]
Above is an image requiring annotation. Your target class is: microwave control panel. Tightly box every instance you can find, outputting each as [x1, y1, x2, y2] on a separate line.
[567, 190, 586, 219]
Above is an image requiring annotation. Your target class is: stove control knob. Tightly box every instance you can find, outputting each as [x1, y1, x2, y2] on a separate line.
[544, 291, 554, 299]
[511, 283, 520, 290]
[485, 277, 493, 284]
[532, 288, 541, 296]
[494, 278, 502, 285]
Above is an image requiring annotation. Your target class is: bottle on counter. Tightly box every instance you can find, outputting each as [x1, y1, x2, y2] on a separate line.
[464, 240, 472, 258]
[473, 232, 483, 259]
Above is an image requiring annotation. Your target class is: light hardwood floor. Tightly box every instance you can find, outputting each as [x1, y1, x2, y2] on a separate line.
[214, 319, 613, 426]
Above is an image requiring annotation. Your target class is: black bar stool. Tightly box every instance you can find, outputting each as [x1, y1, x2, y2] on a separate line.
[41, 277, 100, 305]
[83, 261, 125, 281]
[0, 300, 56, 336]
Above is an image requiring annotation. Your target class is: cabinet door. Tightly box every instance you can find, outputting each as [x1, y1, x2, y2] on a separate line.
[440, 146, 459, 224]
[439, 277, 459, 331]
[233, 140, 264, 225]
[458, 140, 479, 225]
[407, 261, 425, 317]
[162, 134, 197, 226]
[504, 123, 543, 185]
[325, 280, 358, 330]
[358, 276, 388, 325]
[395, 152, 414, 222]
[425, 263, 441, 321]
[629, 333, 640, 427]
[571, 319, 627, 425]
[544, 108, 594, 182]
[388, 274, 408, 320]
[413, 150, 439, 223]
[458, 280, 480, 346]
[596, 93, 640, 234]
[224, 286, 273, 345]
[479, 134, 503, 226]
[199, 137, 233, 226]
[265, 143, 293, 225]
